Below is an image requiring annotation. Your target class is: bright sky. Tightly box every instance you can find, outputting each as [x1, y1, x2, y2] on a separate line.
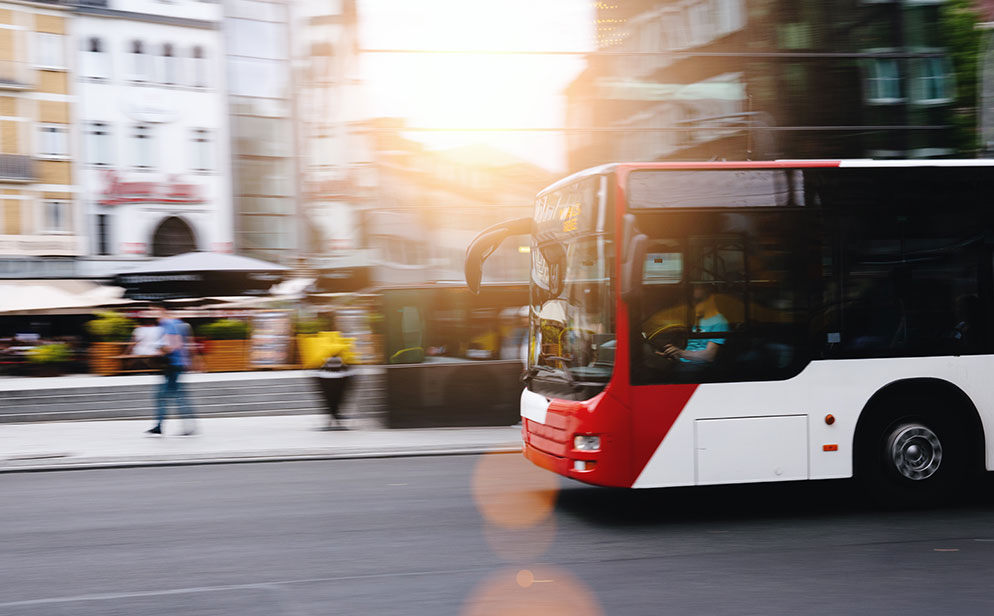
[357, 0, 594, 173]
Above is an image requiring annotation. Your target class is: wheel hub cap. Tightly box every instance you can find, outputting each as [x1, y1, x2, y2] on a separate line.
[888, 425, 942, 481]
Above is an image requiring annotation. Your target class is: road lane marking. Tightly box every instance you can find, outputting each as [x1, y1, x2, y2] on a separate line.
[0, 566, 500, 609]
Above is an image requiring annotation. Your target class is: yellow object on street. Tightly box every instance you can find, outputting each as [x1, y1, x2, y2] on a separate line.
[297, 331, 358, 368]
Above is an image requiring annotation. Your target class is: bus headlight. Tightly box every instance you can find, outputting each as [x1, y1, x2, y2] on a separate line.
[573, 434, 601, 451]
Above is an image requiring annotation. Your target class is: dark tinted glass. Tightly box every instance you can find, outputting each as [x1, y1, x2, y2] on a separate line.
[627, 166, 994, 385]
[381, 286, 529, 365]
[632, 209, 811, 385]
[809, 167, 994, 359]
[628, 170, 805, 209]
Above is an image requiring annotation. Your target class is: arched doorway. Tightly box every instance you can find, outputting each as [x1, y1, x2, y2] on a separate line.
[151, 216, 197, 257]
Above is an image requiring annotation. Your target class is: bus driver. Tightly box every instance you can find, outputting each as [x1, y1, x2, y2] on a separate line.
[659, 285, 728, 364]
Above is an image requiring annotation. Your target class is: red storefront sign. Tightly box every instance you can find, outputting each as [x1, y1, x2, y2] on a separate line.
[99, 171, 204, 206]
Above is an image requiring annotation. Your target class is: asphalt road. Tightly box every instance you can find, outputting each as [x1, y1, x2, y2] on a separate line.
[1, 455, 993, 615]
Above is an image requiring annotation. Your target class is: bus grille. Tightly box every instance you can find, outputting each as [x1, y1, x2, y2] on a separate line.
[524, 410, 569, 457]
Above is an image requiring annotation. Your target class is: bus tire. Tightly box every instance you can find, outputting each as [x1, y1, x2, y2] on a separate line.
[857, 392, 969, 508]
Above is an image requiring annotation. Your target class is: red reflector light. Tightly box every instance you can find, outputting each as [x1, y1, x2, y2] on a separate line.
[823, 444, 838, 452]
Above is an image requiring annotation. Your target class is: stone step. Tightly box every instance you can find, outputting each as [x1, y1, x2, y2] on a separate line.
[0, 392, 324, 416]
[0, 379, 318, 401]
[0, 405, 327, 423]
[0, 373, 385, 423]
[0, 386, 322, 409]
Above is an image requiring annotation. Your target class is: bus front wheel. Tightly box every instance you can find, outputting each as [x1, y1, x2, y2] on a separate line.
[858, 397, 968, 508]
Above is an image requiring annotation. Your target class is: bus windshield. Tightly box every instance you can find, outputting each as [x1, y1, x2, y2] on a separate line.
[529, 176, 615, 388]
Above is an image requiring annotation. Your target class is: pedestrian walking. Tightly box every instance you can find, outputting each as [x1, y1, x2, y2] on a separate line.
[145, 304, 198, 436]
[314, 355, 354, 430]
[124, 317, 163, 371]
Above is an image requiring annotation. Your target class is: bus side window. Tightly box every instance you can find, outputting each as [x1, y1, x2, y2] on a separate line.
[837, 210, 986, 358]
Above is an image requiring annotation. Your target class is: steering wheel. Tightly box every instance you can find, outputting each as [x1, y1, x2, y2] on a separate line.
[556, 327, 595, 367]
[643, 323, 689, 353]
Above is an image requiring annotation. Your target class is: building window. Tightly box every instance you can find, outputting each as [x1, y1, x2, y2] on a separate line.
[716, 0, 746, 35]
[129, 40, 151, 82]
[82, 37, 111, 80]
[866, 58, 903, 103]
[689, 1, 713, 46]
[35, 32, 66, 69]
[96, 213, 111, 255]
[191, 45, 207, 88]
[912, 56, 953, 103]
[87, 122, 112, 166]
[667, 13, 689, 50]
[191, 128, 212, 171]
[132, 125, 154, 168]
[37, 124, 69, 158]
[161, 43, 177, 85]
[43, 200, 70, 233]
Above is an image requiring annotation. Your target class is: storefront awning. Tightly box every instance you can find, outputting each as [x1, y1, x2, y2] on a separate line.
[0, 280, 130, 315]
[112, 252, 291, 300]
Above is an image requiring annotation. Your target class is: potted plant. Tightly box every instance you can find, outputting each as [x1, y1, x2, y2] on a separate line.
[85, 312, 135, 375]
[26, 343, 72, 377]
[198, 319, 252, 372]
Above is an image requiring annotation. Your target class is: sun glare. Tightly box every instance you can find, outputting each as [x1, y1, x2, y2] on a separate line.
[358, 0, 593, 171]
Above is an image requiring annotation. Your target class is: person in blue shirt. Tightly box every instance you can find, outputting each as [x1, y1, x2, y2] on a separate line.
[146, 304, 198, 436]
[660, 285, 728, 364]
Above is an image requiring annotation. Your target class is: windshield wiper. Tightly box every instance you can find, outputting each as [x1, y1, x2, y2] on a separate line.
[524, 362, 608, 392]
[522, 364, 555, 385]
[525, 357, 607, 391]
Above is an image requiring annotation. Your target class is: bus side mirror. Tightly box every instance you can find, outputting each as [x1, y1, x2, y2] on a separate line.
[621, 214, 636, 252]
[621, 232, 648, 304]
[465, 217, 532, 294]
[539, 240, 566, 297]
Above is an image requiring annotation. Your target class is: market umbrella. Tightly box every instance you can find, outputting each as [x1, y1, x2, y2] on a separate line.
[112, 252, 290, 300]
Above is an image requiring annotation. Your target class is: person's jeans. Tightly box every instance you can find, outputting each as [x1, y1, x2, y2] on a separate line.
[156, 365, 194, 427]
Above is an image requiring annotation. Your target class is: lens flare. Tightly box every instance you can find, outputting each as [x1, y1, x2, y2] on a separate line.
[472, 452, 559, 529]
[482, 515, 557, 562]
[461, 566, 603, 616]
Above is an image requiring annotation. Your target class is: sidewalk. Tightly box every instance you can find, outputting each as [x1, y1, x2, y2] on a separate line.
[0, 414, 523, 473]
[0, 369, 341, 392]
[0, 369, 385, 424]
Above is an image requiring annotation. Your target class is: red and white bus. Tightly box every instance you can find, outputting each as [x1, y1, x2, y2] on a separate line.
[466, 160, 994, 503]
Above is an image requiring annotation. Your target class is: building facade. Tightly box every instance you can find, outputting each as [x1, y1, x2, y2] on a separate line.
[72, 0, 231, 279]
[224, 0, 299, 265]
[0, 0, 78, 279]
[978, 0, 994, 154]
[366, 119, 552, 286]
[567, 0, 976, 170]
[294, 0, 374, 266]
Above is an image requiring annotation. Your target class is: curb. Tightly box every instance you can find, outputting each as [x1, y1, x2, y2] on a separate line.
[0, 443, 524, 474]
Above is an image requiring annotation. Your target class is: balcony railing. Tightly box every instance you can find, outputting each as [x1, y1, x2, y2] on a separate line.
[0, 155, 35, 182]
